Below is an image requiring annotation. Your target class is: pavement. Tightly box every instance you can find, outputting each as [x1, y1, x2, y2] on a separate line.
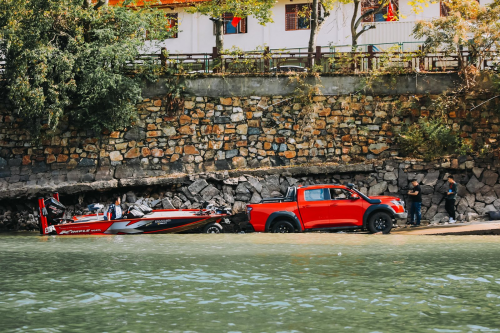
[391, 221, 500, 235]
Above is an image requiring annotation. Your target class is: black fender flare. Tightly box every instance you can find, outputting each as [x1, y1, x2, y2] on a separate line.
[265, 211, 303, 232]
[363, 204, 396, 228]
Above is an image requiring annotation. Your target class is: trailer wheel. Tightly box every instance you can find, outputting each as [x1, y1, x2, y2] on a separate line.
[367, 212, 393, 234]
[271, 220, 295, 233]
[203, 222, 223, 234]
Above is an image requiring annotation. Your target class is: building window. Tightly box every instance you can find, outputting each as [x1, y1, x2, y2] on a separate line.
[214, 13, 247, 35]
[166, 13, 178, 38]
[285, 4, 312, 31]
[146, 13, 178, 40]
[361, 0, 399, 22]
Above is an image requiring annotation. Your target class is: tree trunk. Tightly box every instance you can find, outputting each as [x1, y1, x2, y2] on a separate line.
[351, 0, 360, 50]
[215, 19, 224, 53]
[308, 0, 319, 68]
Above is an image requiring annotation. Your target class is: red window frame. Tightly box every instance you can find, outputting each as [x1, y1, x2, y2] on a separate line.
[361, 0, 399, 22]
[285, 4, 312, 31]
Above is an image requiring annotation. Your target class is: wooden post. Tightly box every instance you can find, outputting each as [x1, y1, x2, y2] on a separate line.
[367, 45, 374, 70]
[264, 46, 270, 72]
[160, 47, 167, 68]
[315, 46, 322, 69]
[212, 46, 219, 73]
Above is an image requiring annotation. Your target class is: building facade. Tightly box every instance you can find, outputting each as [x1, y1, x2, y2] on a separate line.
[113, 0, 493, 54]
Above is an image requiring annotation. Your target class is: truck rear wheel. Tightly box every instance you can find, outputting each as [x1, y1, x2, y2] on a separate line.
[271, 220, 295, 233]
[367, 212, 393, 234]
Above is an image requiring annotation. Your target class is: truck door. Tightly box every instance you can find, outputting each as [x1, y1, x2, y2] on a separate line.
[299, 188, 332, 229]
[329, 188, 366, 226]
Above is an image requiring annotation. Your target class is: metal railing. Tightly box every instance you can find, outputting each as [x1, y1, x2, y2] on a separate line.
[124, 46, 498, 75]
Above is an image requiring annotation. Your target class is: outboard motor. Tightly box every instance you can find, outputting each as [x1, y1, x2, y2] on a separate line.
[44, 197, 66, 225]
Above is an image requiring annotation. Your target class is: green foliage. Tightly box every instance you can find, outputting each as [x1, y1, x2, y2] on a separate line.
[0, 0, 174, 137]
[398, 117, 470, 160]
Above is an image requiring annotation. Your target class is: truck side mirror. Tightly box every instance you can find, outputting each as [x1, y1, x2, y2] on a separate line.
[350, 194, 360, 200]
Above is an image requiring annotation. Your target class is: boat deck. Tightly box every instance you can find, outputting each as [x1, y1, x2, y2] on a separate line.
[391, 221, 500, 235]
[73, 210, 205, 223]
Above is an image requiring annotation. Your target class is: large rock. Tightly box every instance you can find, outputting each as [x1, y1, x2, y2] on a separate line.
[466, 212, 480, 222]
[472, 167, 484, 179]
[398, 169, 408, 188]
[431, 212, 448, 222]
[478, 191, 497, 204]
[424, 204, 438, 220]
[368, 181, 387, 196]
[483, 204, 496, 215]
[464, 193, 475, 207]
[265, 175, 280, 192]
[474, 202, 485, 214]
[457, 200, 468, 214]
[481, 170, 498, 186]
[188, 179, 209, 195]
[422, 171, 440, 186]
[432, 193, 444, 205]
[161, 197, 175, 209]
[125, 191, 137, 203]
[494, 198, 500, 210]
[466, 176, 485, 194]
[247, 176, 263, 193]
[493, 184, 500, 198]
[421, 195, 432, 207]
[421, 185, 434, 195]
[236, 182, 251, 195]
[250, 192, 263, 204]
[383, 171, 397, 181]
[200, 185, 220, 201]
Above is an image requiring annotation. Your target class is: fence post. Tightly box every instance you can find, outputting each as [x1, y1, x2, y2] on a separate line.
[160, 47, 167, 68]
[264, 46, 270, 72]
[367, 45, 374, 70]
[212, 47, 219, 73]
[315, 46, 322, 69]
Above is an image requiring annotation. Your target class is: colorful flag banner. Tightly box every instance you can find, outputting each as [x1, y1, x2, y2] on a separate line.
[231, 17, 242, 27]
[386, 2, 396, 21]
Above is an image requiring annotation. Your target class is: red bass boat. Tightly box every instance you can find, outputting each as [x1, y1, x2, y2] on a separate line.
[38, 193, 231, 236]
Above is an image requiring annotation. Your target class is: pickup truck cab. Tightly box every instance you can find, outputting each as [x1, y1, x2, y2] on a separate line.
[246, 184, 407, 234]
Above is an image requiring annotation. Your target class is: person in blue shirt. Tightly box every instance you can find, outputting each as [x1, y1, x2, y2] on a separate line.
[107, 196, 123, 220]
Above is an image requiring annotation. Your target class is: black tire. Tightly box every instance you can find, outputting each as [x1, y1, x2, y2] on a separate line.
[271, 220, 296, 233]
[203, 222, 223, 234]
[367, 212, 393, 234]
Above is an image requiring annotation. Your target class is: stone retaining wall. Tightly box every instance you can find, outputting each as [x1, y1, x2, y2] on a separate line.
[4, 158, 500, 231]
[0, 87, 499, 199]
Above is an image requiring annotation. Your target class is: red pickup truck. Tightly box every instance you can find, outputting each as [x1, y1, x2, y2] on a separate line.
[246, 184, 407, 234]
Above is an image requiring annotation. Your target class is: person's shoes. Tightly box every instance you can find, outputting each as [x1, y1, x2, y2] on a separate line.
[449, 218, 456, 224]
[411, 224, 420, 228]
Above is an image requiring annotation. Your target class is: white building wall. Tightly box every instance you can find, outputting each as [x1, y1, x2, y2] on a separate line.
[145, 0, 484, 54]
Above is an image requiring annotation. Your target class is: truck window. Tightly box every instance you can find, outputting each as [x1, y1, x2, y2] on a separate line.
[330, 188, 353, 200]
[304, 189, 330, 201]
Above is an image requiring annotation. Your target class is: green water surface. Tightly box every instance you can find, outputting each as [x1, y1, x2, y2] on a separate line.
[1, 233, 500, 332]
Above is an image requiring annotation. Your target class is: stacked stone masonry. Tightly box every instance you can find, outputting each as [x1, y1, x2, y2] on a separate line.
[3, 159, 500, 231]
[0, 92, 499, 198]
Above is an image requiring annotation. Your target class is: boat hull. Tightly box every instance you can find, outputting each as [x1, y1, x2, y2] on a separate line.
[48, 209, 226, 235]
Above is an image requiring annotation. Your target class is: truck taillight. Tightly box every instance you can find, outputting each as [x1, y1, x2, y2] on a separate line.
[246, 206, 252, 220]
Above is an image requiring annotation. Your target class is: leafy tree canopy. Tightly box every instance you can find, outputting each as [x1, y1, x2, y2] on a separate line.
[185, 0, 275, 24]
[0, 0, 174, 137]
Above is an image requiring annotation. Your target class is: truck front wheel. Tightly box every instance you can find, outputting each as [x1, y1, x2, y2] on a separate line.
[271, 220, 295, 233]
[367, 212, 393, 234]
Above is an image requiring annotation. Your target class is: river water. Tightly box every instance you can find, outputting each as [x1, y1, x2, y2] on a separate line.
[1, 234, 500, 332]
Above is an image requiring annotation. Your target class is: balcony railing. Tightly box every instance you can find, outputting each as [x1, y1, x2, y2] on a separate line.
[125, 46, 499, 75]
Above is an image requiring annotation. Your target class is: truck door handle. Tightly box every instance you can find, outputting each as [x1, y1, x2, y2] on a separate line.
[330, 203, 338, 207]
[304, 205, 312, 208]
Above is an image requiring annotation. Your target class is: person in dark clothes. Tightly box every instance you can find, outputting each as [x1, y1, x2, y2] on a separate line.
[107, 196, 123, 220]
[446, 175, 457, 223]
[408, 180, 422, 227]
